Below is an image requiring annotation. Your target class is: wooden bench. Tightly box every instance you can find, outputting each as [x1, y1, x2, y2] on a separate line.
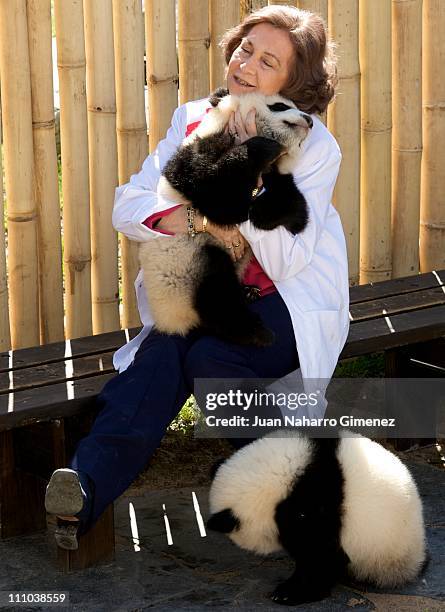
[1, 269, 444, 572]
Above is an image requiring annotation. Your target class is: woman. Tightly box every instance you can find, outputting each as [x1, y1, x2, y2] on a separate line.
[45, 4, 349, 549]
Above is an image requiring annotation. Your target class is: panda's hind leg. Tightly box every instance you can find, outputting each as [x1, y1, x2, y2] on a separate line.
[195, 244, 274, 347]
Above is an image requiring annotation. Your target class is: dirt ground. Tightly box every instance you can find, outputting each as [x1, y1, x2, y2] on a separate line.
[126, 432, 445, 497]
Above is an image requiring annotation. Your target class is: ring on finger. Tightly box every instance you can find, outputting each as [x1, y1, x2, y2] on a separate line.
[233, 242, 241, 248]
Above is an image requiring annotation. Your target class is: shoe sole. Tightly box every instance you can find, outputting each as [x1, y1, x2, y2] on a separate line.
[54, 524, 79, 551]
[45, 469, 84, 517]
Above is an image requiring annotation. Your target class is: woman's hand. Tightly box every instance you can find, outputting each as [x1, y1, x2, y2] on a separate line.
[156, 208, 246, 262]
[200, 215, 247, 262]
[227, 108, 257, 144]
[226, 108, 263, 190]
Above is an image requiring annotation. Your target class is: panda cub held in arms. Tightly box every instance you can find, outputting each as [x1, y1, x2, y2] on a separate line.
[139, 88, 312, 347]
[207, 431, 426, 606]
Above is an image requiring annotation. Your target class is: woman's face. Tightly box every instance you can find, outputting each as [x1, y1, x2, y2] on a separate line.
[226, 23, 294, 97]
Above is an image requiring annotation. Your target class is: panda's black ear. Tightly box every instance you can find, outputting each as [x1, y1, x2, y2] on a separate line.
[209, 87, 229, 107]
[207, 508, 240, 533]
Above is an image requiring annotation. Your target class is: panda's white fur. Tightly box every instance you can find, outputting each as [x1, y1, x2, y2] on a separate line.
[139, 233, 251, 336]
[139, 91, 310, 341]
[209, 430, 426, 589]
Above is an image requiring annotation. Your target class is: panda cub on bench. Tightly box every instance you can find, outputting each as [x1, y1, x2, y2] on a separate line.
[139, 88, 312, 346]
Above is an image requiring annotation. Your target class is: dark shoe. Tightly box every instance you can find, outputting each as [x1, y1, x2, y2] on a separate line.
[45, 468, 92, 550]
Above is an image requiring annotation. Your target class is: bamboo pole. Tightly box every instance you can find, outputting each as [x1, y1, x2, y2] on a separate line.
[112, 0, 147, 330]
[327, 0, 360, 285]
[178, 0, 210, 104]
[241, 1, 268, 20]
[298, 2, 328, 123]
[298, 1, 327, 22]
[268, 1, 297, 6]
[0, 0, 39, 348]
[27, 0, 64, 343]
[54, 0, 92, 338]
[0, 91, 11, 351]
[392, 0, 422, 278]
[209, 0, 240, 91]
[145, 0, 178, 152]
[359, 0, 392, 283]
[83, 0, 120, 334]
[420, 0, 445, 272]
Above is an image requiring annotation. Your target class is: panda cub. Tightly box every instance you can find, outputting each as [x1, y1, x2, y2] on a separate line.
[207, 431, 426, 606]
[139, 89, 312, 346]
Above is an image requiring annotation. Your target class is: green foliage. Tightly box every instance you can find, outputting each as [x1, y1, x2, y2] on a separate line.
[334, 353, 385, 378]
[169, 396, 200, 434]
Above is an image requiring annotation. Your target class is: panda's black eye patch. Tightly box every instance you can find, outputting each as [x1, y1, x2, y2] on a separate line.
[267, 102, 292, 112]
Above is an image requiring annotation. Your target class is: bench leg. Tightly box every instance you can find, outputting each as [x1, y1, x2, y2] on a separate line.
[0, 430, 47, 538]
[385, 343, 438, 451]
[50, 416, 115, 572]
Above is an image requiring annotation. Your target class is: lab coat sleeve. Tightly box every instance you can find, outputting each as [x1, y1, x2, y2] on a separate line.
[112, 104, 186, 242]
[238, 133, 342, 282]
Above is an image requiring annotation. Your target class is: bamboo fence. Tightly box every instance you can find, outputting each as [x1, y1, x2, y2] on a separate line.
[27, 0, 64, 343]
[178, 0, 210, 104]
[359, 0, 392, 284]
[420, 0, 445, 272]
[0, 0, 39, 349]
[145, 0, 178, 152]
[0, 90, 10, 351]
[112, 0, 146, 329]
[327, 0, 360, 285]
[392, 0, 422, 278]
[298, 1, 327, 22]
[84, 0, 120, 335]
[54, 0, 92, 340]
[0, 0, 443, 350]
[209, 0, 240, 91]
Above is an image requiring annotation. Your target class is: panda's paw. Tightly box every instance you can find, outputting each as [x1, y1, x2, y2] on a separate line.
[249, 204, 283, 231]
[270, 580, 330, 606]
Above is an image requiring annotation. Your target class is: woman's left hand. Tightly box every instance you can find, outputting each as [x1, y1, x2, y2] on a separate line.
[227, 108, 257, 145]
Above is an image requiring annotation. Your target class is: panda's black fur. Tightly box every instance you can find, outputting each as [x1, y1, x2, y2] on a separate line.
[139, 88, 311, 346]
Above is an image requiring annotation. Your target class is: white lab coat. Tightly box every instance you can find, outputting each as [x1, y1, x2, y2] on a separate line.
[112, 97, 350, 385]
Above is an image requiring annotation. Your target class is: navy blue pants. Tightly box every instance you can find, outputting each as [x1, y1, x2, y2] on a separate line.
[70, 291, 299, 531]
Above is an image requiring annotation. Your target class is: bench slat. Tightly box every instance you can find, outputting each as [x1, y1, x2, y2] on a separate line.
[349, 269, 444, 304]
[0, 328, 140, 373]
[0, 372, 116, 431]
[342, 303, 445, 358]
[0, 352, 115, 395]
[349, 286, 445, 322]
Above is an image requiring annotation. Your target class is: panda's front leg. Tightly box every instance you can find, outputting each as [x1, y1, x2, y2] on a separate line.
[249, 169, 309, 235]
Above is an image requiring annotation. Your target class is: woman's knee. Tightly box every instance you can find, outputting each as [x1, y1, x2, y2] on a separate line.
[184, 336, 245, 383]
